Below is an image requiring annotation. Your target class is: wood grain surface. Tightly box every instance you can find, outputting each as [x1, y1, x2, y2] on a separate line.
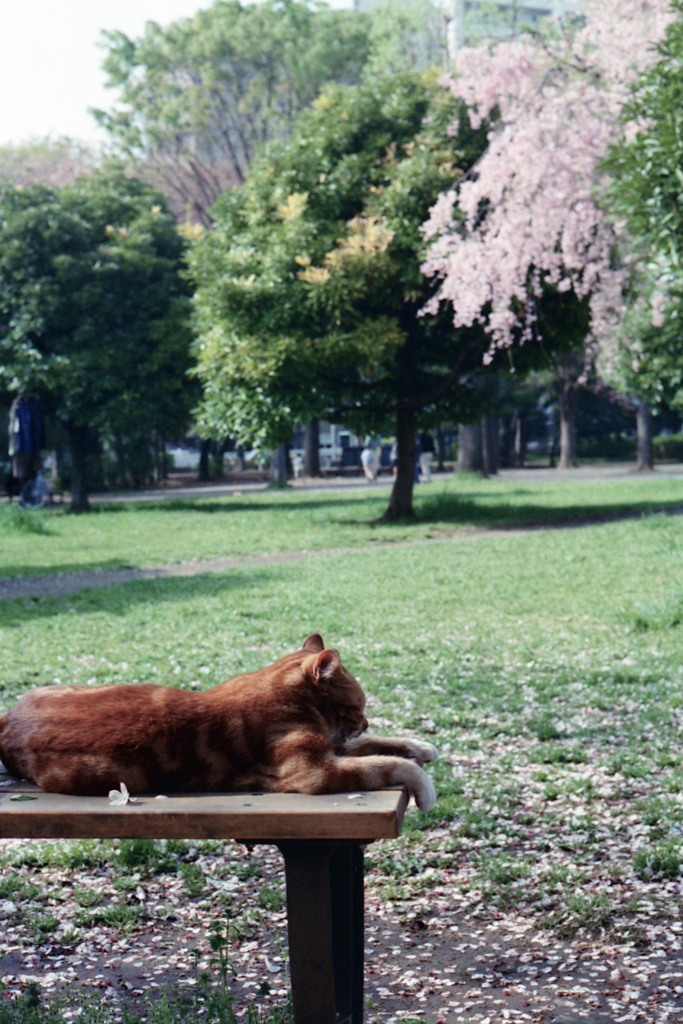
[0, 775, 408, 842]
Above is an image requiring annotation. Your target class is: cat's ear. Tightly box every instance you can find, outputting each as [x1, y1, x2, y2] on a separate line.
[302, 634, 325, 652]
[314, 649, 340, 681]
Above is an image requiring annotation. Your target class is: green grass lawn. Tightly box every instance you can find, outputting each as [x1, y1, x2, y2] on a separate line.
[1, 471, 683, 577]
[2, 473, 683, 1020]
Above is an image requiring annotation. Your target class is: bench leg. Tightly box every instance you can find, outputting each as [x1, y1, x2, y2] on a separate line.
[278, 841, 364, 1024]
[330, 843, 364, 1024]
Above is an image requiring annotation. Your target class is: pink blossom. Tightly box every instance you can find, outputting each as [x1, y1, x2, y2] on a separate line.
[421, 0, 673, 354]
[650, 288, 668, 327]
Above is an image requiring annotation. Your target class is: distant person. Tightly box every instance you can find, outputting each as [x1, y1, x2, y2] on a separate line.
[418, 429, 435, 482]
[389, 442, 398, 475]
[361, 443, 376, 482]
[414, 431, 421, 483]
[292, 453, 304, 479]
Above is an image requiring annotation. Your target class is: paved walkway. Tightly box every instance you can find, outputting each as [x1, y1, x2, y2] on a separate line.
[0, 462, 672, 510]
[87, 462, 683, 504]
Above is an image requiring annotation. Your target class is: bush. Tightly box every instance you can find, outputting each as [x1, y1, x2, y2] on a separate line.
[652, 433, 683, 462]
[576, 435, 636, 461]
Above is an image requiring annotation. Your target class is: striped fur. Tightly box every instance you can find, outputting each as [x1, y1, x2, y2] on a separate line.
[0, 635, 438, 810]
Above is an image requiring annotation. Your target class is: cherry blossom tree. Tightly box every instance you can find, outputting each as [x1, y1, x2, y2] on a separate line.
[420, 0, 673, 468]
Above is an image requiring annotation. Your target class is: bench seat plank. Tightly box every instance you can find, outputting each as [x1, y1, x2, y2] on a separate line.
[0, 782, 408, 842]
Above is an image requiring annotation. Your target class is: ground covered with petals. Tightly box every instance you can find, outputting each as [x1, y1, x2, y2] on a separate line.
[1, 474, 683, 1022]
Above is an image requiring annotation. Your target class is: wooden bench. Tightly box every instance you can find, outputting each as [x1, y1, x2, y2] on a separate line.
[0, 775, 408, 1024]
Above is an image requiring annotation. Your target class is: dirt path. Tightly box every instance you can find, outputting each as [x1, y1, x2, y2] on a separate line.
[0, 547, 368, 601]
[5, 504, 683, 603]
[0, 531, 574, 602]
[4, 461, 683, 603]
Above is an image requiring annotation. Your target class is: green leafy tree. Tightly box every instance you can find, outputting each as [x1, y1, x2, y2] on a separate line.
[95, 0, 372, 225]
[189, 73, 517, 519]
[0, 137, 98, 188]
[599, 1, 683, 467]
[362, 0, 448, 81]
[0, 169, 193, 509]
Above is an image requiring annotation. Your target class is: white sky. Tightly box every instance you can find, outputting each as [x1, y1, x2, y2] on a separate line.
[0, 0, 352, 147]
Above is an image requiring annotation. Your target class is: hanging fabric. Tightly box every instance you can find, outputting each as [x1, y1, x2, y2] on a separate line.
[8, 396, 45, 456]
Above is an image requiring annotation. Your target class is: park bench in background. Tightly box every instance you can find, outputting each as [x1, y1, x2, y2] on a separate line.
[0, 778, 409, 1024]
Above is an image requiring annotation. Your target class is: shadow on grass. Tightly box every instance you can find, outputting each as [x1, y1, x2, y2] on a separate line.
[414, 491, 683, 529]
[0, 570, 273, 628]
[3, 488, 683, 587]
[90, 494, 387, 515]
[0, 559, 135, 579]
[92, 487, 683, 529]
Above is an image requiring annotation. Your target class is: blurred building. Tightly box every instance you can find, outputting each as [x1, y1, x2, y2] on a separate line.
[354, 0, 581, 58]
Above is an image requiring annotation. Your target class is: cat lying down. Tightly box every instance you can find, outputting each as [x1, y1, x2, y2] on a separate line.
[0, 634, 438, 811]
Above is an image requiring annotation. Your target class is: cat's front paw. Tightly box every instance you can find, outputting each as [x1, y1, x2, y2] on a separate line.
[407, 740, 439, 766]
[413, 771, 437, 812]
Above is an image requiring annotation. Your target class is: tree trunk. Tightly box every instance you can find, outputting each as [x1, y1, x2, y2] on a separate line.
[513, 412, 525, 467]
[481, 413, 499, 476]
[159, 435, 168, 481]
[68, 423, 90, 511]
[436, 425, 446, 472]
[304, 420, 320, 477]
[553, 349, 585, 469]
[557, 379, 578, 468]
[152, 433, 164, 483]
[235, 444, 245, 472]
[636, 401, 654, 471]
[199, 439, 212, 481]
[499, 412, 523, 468]
[215, 439, 230, 478]
[113, 432, 127, 488]
[383, 404, 416, 520]
[271, 443, 288, 486]
[457, 423, 483, 473]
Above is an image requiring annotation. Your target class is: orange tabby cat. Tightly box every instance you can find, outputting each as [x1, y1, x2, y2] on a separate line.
[0, 635, 438, 810]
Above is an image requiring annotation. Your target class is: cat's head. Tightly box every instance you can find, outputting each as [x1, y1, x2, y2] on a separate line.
[302, 634, 369, 744]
